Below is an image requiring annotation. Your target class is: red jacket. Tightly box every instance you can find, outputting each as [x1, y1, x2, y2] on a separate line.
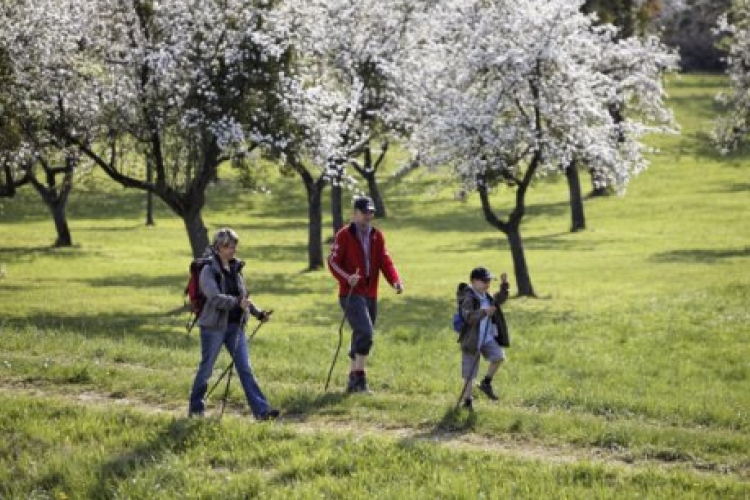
[328, 223, 401, 298]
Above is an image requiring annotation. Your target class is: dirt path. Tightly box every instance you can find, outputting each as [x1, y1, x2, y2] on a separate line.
[3, 381, 747, 479]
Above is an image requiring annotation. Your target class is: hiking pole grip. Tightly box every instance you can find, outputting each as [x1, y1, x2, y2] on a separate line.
[249, 309, 274, 340]
[324, 269, 358, 392]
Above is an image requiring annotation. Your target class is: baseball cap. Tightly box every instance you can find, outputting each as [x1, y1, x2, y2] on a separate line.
[470, 266, 494, 282]
[353, 196, 376, 212]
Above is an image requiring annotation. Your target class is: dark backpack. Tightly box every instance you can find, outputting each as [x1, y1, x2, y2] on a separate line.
[184, 257, 219, 333]
[452, 282, 478, 334]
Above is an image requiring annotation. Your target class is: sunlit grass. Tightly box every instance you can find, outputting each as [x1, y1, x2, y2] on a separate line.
[0, 73, 749, 497]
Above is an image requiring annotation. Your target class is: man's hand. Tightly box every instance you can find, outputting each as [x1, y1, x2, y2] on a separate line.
[347, 272, 361, 286]
[483, 305, 497, 316]
[394, 282, 404, 294]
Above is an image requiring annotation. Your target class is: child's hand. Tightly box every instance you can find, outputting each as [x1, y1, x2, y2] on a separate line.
[500, 273, 508, 284]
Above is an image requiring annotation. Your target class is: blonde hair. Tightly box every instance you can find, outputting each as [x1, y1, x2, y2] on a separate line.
[212, 227, 239, 249]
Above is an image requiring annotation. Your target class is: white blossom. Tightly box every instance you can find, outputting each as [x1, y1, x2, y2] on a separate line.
[1, 0, 291, 186]
[714, 4, 750, 153]
[401, 0, 678, 195]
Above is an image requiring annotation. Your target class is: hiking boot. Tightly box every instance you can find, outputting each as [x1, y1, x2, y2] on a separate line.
[346, 374, 373, 394]
[346, 374, 359, 393]
[462, 398, 473, 411]
[258, 409, 280, 421]
[478, 380, 498, 401]
[357, 375, 373, 395]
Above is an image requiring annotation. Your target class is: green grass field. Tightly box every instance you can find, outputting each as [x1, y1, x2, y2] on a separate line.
[0, 73, 748, 499]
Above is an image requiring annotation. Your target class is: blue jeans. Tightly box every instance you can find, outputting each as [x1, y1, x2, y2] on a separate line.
[188, 323, 271, 418]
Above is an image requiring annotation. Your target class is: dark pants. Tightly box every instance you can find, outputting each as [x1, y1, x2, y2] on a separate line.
[340, 294, 378, 359]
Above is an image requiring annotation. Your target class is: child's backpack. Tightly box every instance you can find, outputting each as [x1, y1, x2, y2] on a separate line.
[452, 282, 470, 333]
[184, 256, 219, 334]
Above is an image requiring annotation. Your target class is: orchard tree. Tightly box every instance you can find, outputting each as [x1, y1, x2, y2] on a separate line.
[266, 0, 416, 268]
[714, 2, 750, 153]
[281, 0, 418, 226]
[405, 0, 675, 296]
[1, 149, 77, 247]
[567, 32, 678, 229]
[2, 0, 291, 257]
[0, 25, 79, 246]
[268, 69, 363, 269]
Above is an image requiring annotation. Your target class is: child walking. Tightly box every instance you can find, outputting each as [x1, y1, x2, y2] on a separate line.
[457, 267, 510, 410]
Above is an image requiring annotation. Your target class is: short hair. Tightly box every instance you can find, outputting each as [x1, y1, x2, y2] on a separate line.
[212, 227, 239, 248]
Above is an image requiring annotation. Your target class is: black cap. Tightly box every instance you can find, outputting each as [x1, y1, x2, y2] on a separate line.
[470, 267, 494, 282]
[353, 196, 375, 212]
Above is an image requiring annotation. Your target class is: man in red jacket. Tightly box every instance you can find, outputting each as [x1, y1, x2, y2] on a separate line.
[328, 196, 404, 393]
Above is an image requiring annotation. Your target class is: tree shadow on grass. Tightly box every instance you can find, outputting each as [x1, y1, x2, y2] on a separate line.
[89, 417, 215, 499]
[650, 246, 750, 264]
[79, 270, 323, 297]
[1, 310, 195, 350]
[390, 197, 570, 235]
[724, 182, 750, 192]
[0, 244, 98, 262]
[448, 230, 613, 255]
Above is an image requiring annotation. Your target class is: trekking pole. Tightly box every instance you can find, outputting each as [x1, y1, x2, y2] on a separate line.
[455, 311, 492, 409]
[324, 271, 357, 392]
[205, 310, 273, 403]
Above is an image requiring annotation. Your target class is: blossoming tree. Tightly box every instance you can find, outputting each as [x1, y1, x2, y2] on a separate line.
[714, 2, 750, 153]
[281, 0, 417, 221]
[2, 0, 291, 256]
[268, 0, 417, 268]
[405, 0, 676, 296]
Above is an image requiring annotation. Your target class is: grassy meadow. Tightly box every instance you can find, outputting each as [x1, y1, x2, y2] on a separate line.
[0, 73, 748, 498]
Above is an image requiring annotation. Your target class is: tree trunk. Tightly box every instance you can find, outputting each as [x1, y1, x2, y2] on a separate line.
[146, 191, 155, 226]
[29, 157, 75, 247]
[366, 172, 386, 219]
[505, 224, 535, 297]
[565, 160, 586, 232]
[145, 156, 155, 226]
[304, 177, 325, 270]
[184, 208, 209, 258]
[289, 156, 327, 270]
[331, 182, 343, 237]
[477, 151, 540, 297]
[51, 202, 72, 247]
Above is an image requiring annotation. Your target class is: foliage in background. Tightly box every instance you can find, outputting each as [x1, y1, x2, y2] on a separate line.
[655, 0, 731, 71]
